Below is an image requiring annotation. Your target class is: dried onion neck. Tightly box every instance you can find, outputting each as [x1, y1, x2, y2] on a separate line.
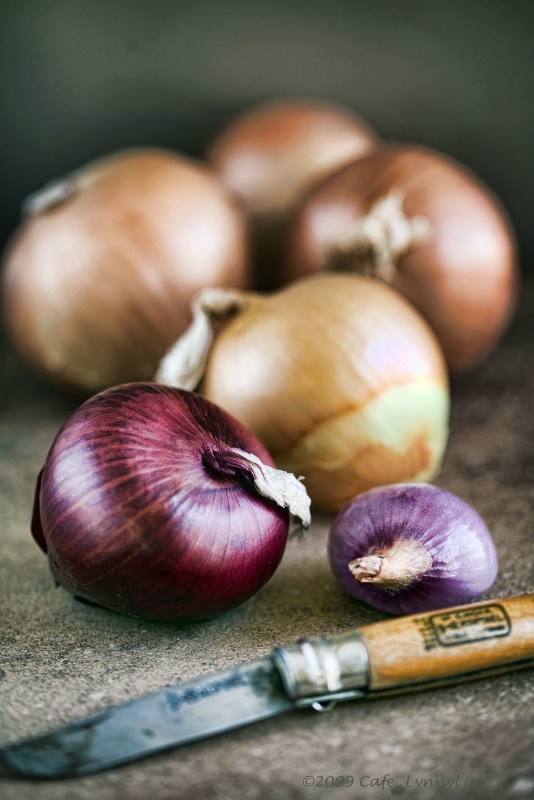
[332, 191, 432, 281]
[155, 287, 251, 390]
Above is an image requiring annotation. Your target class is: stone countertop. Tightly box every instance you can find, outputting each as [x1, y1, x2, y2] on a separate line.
[1, 282, 534, 800]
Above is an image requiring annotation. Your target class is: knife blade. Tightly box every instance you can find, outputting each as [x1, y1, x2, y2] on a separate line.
[2, 593, 534, 779]
[0, 658, 294, 779]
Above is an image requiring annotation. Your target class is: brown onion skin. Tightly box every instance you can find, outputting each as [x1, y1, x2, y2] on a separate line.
[206, 98, 379, 289]
[200, 273, 449, 512]
[284, 144, 519, 371]
[1, 148, 249, 394]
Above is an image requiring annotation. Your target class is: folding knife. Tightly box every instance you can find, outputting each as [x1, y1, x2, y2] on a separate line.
[2, 593, 534, 779]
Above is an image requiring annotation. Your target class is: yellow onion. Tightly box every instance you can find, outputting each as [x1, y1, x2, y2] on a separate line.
[283, 144, 519, 371]
[206, 97, 379, 289]
[1, 148, 248, 394]
[156, 273, 450, 512]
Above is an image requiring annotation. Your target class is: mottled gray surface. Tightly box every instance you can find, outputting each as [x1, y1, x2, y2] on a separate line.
[1, 283, 534, 800]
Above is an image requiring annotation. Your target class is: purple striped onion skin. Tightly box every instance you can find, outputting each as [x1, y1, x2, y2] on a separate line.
[328, 483, 498, 616]
[32, 383, 289, 621]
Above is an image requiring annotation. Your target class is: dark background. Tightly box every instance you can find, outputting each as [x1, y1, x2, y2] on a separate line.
[0, 0, 533, 262]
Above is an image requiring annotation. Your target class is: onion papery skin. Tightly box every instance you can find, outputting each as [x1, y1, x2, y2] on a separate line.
[328, 483, 498, 616]
[200, 273, 450, 512]
[284, 144, 519, 371]
[206, 98, 379, 290]
[32, 383, 290, 621]
[1, 148, 248, 394]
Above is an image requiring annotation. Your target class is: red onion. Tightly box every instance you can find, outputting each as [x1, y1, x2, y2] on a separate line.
[31, 383, 310, 621]
[328, 483, 498, 616]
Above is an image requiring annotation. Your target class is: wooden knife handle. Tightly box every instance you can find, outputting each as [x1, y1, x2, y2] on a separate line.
[359, 594, 534, 691]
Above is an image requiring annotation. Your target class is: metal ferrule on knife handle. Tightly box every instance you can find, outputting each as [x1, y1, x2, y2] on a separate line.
[273, 594, 534, 707]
